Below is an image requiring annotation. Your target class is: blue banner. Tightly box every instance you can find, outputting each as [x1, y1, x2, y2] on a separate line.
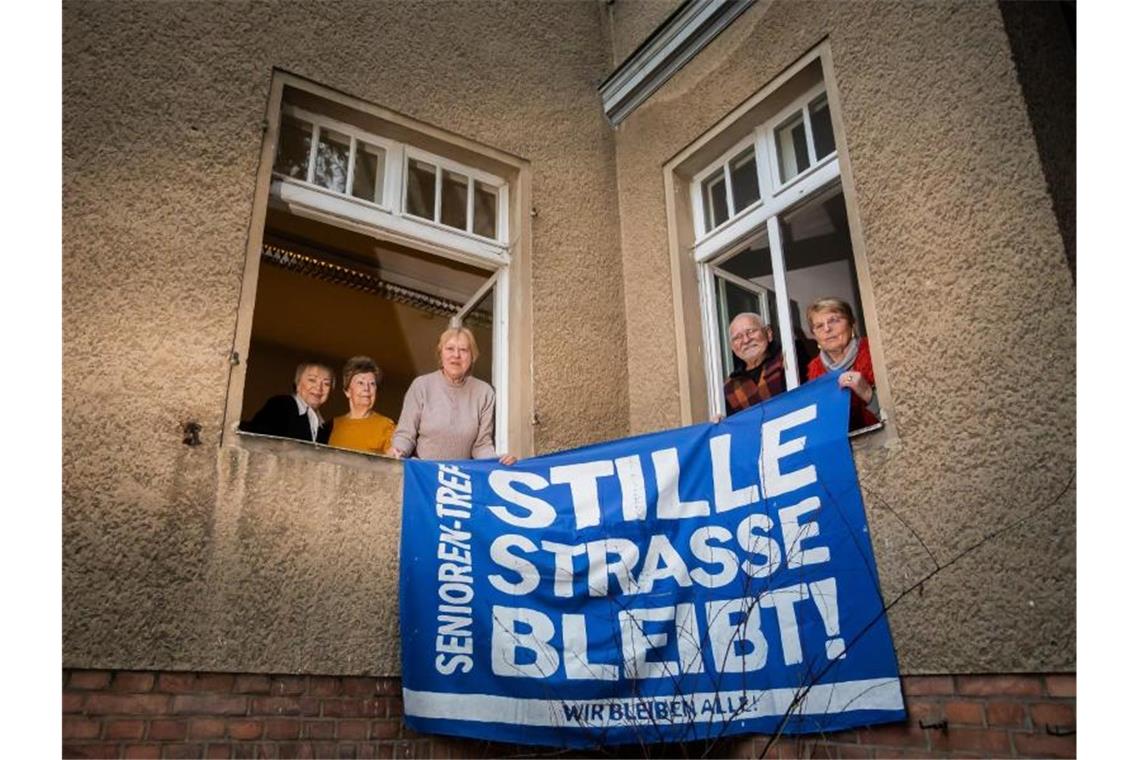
[399, 377, 904, 748]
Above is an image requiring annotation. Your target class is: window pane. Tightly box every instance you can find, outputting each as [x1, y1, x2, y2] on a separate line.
[351, 142, 385, 204]
[273, 114, 312, 180]
[441, 170, 469, 231]
[406, 158, 437, 220]
[715, 234, 779, 380]
[313, 128, 350, 193]
[473, 181, 498, 239]
[809, 95, 836, 159]
[463, 282, 496, 384]
[728, 147, 760, 212]
[775, 112, 811, 184]
[778, 186, 863, 388]
[702, 172, 729, 232]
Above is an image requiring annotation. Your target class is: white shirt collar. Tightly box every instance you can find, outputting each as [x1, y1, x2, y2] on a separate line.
[292, 394, 323, 440]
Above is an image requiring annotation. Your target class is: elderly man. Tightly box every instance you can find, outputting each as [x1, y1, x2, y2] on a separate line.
[723, 312, 787, 416]
[240, 361, 334, 443]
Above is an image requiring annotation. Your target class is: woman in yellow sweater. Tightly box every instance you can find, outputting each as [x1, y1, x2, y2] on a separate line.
[328, 356, 396, 455]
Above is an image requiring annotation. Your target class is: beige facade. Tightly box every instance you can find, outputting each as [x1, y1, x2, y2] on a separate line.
[63, 0, 1074, 680]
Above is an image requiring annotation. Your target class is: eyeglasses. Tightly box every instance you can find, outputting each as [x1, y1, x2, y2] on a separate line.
[810, 315, 847, 333]
[730, 327, 765, 344]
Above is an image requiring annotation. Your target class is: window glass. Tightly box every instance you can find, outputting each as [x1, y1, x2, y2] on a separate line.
[775, 112, 810, 184]
[778, 188, 861, 378]
[809, 95, 836, 160]
[274, 114, 313, 180]
[440, 170, 469, 231]
[473, 182, 498, 239]
[351, 143, 384, 204]
[406, 159, 437, 220]
[313, 128, 351, 193]
[715, 234, 779, 382]
[728, 147, 760, 212]
[702, 172, 729, 232]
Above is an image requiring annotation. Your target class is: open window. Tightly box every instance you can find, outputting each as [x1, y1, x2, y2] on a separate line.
[231, 75, 521, 456]
[674, 53, 888, 437]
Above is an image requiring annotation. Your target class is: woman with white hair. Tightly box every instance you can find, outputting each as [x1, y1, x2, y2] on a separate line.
[388, 326, 516, 464]
[805, 297, 879, 430]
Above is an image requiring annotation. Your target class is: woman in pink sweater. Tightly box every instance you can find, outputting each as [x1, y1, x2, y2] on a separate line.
[388, 326, 517, 464]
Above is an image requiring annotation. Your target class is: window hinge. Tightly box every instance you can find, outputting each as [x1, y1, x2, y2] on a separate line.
[229, 351, 241, 366]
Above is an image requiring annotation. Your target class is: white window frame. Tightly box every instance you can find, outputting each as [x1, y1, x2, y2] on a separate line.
[261, 95, 518, 455]
[271, 106, 511, 272]
[689, 83, 854, 418]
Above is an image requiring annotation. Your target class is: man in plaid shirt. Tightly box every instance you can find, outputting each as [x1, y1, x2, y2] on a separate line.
[723, 312, 787, 416]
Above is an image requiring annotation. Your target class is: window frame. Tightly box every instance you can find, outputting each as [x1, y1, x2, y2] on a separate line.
[224, 71, 534, 461]
[662, 43, 894, 445]
[271, 106, 511, 272]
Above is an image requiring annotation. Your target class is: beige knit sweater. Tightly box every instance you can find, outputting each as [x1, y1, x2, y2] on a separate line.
[390, 370, 497, 460]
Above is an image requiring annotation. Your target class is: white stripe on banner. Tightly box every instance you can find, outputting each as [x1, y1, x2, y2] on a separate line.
[404, 678, 903, 729]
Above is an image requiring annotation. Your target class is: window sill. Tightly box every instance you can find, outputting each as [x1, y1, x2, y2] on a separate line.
[230, 429, 405, 472]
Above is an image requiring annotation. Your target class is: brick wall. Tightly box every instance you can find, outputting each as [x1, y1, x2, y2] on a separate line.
[62, 670, 1075, 758]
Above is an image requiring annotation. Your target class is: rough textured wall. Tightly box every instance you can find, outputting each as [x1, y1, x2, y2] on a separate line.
[607, 0, 683, 66]
[610, 1, 1075, 672]
[63, 0, 625, 674]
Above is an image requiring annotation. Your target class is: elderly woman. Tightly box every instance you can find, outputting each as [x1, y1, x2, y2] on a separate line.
[240, 361, 334, 443]
[328, 356, 396, 455]
[388, 326, 516, 464]
[805, 297, 879, 430]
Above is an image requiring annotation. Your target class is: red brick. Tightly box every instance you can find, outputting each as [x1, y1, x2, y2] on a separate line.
[385, 698, 403, 718]
[62, 717, 101, 739]
[1012, 731, 1076, 758]
[189, 718, 227, 739]
[311, 743, 337, 759]
[162, 744, 205, 759]
[63, 743, 120, 758]
[148, 719, 189, 740]
[929, 726, 1012, 755]
[113, 672, 157, 692]
[986, 701, 1027, 728]
[375, 679, 402, 696]
[905, 697, 943, 724]
[1044, 674, 1076, 698]
[234, 675, 272, 694]
[156, 673, 196, 692]
[1030, 702, 1076, 728]
[309, 677, 339, 696]
[195, 674, 236, 692]
[277, 743, 310, 759]
[107, 720, 147, 739]
[338, 720, 370, 740]
[265, 718, 302, 739]
[227, 719, 263, 740]
[171, 694, 248, 715]
[341, 677, 382, 697]
[944, 700, 985, 725]
[903, 675, 955, 696]
[86, 693, 171, 715]
[204, 745, 230, 759]
[816, 744, 871, 758]
[63, 692, 85, 713]
[123, 745, 161, 759]
[956, 674, 1041, 697]
[859, 721, 928, 748]
[251, 696, 320, 715]
[69, 671, 112, 690]
[271, 676, 308, 695]
[304, 721, 336, 739]
[371, 720, 401, 740]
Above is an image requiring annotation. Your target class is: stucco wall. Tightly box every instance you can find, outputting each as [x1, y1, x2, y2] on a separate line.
[610, 1, 1074, 672]
[62, 0, 627, 674]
